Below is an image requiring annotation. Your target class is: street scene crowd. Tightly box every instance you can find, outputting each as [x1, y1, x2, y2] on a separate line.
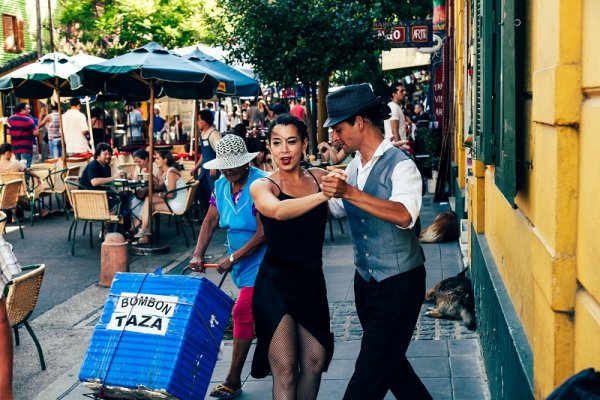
[0, 75, 451, 400]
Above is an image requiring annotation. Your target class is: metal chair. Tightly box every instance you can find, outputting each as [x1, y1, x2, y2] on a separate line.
[0, 179, 24, 239]
[3, 264, 47, 370]
[153, 180, 199, 247]
[69, 190, 120, 255]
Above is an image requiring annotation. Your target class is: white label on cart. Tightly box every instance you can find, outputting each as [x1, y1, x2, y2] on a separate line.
[107, 293, 179, 335]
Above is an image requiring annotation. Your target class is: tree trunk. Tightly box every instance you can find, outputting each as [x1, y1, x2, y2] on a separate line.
[317, 75, 329, 144]
[304, 82, 315, 155]
[35, 0, 42, 57]
[47, 0, 54, 52]
[310, 81, 318, 155]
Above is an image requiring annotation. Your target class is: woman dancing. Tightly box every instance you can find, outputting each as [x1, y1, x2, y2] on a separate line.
[250, 114, 333, 399]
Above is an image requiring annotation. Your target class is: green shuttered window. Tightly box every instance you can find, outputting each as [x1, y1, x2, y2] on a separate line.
[473, 0, 523, 206]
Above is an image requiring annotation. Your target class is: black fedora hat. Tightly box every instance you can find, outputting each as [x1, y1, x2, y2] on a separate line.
[323, 83, 382, 128]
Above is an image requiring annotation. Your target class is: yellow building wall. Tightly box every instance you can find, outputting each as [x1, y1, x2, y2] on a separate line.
[483, 170, 534, 338]
[461, 0, 600, 397]
[575, 0, 600, 376]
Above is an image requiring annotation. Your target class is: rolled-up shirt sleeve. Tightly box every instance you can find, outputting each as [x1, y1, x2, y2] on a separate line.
[328, 197, 346, 218]
[390, 159, 422, 229]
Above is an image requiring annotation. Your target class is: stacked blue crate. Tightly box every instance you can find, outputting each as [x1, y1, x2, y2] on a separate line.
[80, 272, 234, 400]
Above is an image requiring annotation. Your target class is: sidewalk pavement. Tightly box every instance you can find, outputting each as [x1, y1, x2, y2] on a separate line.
[21, 196, 490, 400]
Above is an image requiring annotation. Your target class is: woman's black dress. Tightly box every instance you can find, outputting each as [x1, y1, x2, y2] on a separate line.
[251, 174, 333, 379]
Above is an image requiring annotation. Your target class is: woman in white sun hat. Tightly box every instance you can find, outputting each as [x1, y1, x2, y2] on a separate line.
[189, 134, 268, 400]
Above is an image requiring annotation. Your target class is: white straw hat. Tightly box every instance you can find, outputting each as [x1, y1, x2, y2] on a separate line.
[203, 134, 259, 170]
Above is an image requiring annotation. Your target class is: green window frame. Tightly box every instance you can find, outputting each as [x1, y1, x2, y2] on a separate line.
[473, 0, 524, 206]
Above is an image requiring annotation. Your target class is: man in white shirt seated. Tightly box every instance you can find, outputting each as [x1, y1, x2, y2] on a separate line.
[0, 143, 42, 186]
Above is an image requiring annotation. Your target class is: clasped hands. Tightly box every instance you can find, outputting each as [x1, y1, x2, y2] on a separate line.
[321, 168, 349, 198]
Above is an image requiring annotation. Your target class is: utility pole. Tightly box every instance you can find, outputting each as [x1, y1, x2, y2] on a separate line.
[47, 0, 54, 52]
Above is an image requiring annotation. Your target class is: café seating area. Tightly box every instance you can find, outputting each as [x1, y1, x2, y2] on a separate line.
[0, 147, 200, 255]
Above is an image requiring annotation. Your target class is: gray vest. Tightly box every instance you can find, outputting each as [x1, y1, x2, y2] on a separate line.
[343, 147, 425, 282]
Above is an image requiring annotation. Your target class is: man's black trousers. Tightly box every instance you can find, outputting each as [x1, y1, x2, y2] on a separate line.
[343, 265, 433, 400]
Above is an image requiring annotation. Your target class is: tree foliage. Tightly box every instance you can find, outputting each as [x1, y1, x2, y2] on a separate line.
[58, 0, 214, 57]
[209, 0, 388, 87]
[208, 0, 431, 96]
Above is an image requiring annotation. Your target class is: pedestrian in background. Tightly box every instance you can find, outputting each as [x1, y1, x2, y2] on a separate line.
[63, 98, 90, 155]
[40, 103, 61, 158]
[250, 114, 333, 400]
[321, 83, 431, 400]
[124, 103, 143, 143]
[7, 102, 39, 167]
[152, 105, 167, 142]
[191, 109, 222, 215]
[215, 103, 229, 134]
[384, 83, 407, 143]
[189, 135, 267, 399]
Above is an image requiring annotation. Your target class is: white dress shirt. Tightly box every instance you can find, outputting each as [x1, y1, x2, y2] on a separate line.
[329, 139, 422, 229]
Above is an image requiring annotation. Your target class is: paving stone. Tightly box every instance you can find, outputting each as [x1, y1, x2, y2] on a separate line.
[450, 356, 484, 378]
[448, 339, 482, 356]
[421, 378, 453, 400]
[409, 356, 451, 378]
[453, 377, 491, 399]
[407, 340, 448, 357]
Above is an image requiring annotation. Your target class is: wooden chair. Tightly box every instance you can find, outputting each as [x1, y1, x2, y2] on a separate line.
[0, 172, 27, 197]
[0, 172, 33, 226]
[69, 190, 120, 255]
[3, 264, 47, 370]
[0, 211, 6, 236]
[0, 179, 24, 239]
[153, 180, 199, 247]
[64, 177, 87, 240]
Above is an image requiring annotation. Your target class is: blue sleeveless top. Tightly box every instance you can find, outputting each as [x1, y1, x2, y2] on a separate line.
[214, 166, 267, 287]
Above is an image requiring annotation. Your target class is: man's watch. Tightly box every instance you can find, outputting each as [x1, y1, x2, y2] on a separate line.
[229, 253, 235, 264]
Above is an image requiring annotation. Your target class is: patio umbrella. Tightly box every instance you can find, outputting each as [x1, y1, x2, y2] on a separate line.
[180, 48, 260, 161]
[0, 52, 94, 161]
[70, 42, 235, 248]
[181, 48, 259, 97]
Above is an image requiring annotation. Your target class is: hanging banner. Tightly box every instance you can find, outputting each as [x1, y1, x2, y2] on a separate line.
[374, 20, 433, 48]
[432, 59, 445, 132]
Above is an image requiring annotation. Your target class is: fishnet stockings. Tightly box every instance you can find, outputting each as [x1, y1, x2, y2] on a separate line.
[268, 314, 326, 400]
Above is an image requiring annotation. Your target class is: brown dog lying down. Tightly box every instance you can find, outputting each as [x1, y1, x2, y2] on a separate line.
[419, 211, 459, 243]
[424, 269, 476, 330]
